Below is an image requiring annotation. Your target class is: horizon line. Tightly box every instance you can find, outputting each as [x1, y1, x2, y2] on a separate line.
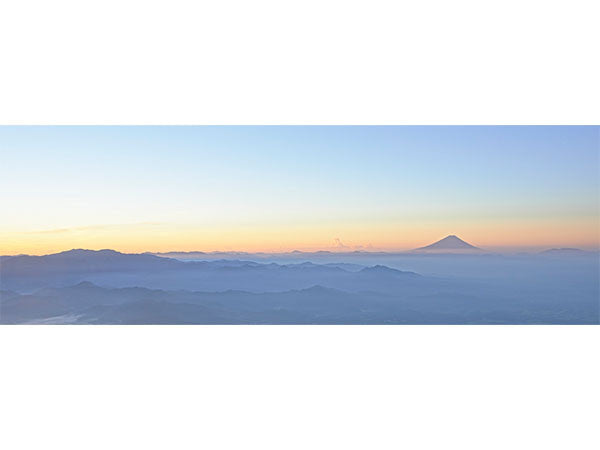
[2, 245, 598, 258]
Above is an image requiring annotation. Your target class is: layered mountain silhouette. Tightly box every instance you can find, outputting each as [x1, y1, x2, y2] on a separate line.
[0, 249, 183, 276]
[414, 235, 482, 253]
[539, 248, 589, 256]
[2, 246, 598, 324]
[0, 248, 420, 293]
[2, 279, 596, 325]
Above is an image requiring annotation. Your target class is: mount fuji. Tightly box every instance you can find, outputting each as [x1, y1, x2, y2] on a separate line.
[414, 235, 483, 253]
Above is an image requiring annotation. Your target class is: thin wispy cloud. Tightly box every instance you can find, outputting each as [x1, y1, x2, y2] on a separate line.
[23, 222, 166, 235]
[333, 238, 347, 248]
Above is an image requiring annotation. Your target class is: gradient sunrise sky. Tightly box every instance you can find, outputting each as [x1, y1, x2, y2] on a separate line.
[1, 126, 598, 255]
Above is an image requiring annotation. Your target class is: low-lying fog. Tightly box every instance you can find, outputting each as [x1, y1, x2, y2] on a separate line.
[1, 249, 598, 324]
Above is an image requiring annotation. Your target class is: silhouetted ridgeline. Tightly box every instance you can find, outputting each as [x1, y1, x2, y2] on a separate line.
[1, 282, 597, 325]
[1, 247, 598, 324]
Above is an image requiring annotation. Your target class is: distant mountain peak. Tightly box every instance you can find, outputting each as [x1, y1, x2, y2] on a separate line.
[540, 248, 588, 255]
[359, 265, 419, 276]
[58, 248, 123, 256]
[298, 285, 343, 295]
[361, 264, 400, 273]
[73, 281, 100, 288]
[414, 235, 481, 253]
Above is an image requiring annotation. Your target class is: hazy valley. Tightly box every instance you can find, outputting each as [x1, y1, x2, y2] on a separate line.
[1, 236, 598, 324]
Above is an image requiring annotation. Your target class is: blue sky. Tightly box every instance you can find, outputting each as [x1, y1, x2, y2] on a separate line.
[1, 126, 598, 253]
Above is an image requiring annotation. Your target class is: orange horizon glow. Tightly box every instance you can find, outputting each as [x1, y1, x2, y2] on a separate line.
[2, 127, 598, 256]
[2, 218, 598, 256]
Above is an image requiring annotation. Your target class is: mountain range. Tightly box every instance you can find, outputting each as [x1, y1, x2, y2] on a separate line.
[0, 248, 421, 293]
[2, 241, 598, 325]
[2, 281, 595, 325]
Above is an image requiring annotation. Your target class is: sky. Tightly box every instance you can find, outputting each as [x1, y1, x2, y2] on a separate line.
[1, 126, 598, 255]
